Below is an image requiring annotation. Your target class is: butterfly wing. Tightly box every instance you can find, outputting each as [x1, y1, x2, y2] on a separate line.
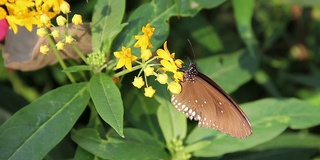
[171, 73, 252, 138]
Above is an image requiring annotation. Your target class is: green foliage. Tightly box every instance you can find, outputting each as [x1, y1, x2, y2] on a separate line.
[1, 0, 320, 159]
[0, 83, 90, 159]
[89, 73, 124, 137]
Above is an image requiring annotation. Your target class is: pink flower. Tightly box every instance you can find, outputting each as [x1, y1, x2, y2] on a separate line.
[0, 19, 9, 41]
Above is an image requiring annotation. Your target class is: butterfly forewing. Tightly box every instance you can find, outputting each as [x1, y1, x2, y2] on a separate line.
[171, 64, 252, 138]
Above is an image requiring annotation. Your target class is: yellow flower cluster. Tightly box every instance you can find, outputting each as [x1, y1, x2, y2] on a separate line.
[113, 23, 184, 98]
[0, 0, 69, 34]
[34, 4, 82, 55]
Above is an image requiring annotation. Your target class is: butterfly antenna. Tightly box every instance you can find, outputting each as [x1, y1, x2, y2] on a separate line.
[187, 39, 197, 65]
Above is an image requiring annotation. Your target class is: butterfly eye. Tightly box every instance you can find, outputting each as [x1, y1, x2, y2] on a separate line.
[171, 63, 252, 138]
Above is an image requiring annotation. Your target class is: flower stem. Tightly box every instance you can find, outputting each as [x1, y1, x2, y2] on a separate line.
[113, 65, 142, 77]
[46, 34, 76, 83]
[71, 43, 87, 63]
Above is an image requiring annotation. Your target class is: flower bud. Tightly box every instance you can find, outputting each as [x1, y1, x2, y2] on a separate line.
[51, 29, 60, 38]
[65, 35, 75, 44]
[40, 14, 50, 26]
[60, 1, 70, 14]
[140, 49, 152, 61]
[36, 28, 47, 37]
[156, 73, 168, 84]
[40, 45, 50, 54]
[132, 77, 145, 89]
[56, 41, 65, 50]
[144, 86, 156, 98]
[72, 14, 83, 25]
[143, 65, 154, 76]
[168, 82, 182, 94]
[56, 15, 67, 26]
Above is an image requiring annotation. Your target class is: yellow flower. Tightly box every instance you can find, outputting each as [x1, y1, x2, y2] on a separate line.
[56, 15, 66, 26]
[60, 1, 70, 14]
[1, 0, 67, 33]
[168, 82, 182, 94]
[36, 28, 47, 37]
[6, 15, 21, 34]
[156, 41, 174, 61]
[132, 76, 145, 89]
[56, 41, 65, 50]
[144, 86, 156, 98]
[114, 46, 137, 71]
[160, 60, 178, 73]
[72, 14, 83, 25]
[0, 7, 6, 19]
[65, 35, 75, 44]
[157, 41, 184, 82]
[173, 71, 184, 82]
[40, 45, 50, 54]
[156, 74, 168, 84]
[134, 23, 155, 50]
[142, 23, 155, 38]
[134, 35, 153, 50]
[143, 65, 154, 76]
[51, 29, 60, 38]
[175, 59, 183, 68]
[140, 49, 152, 61]
[157, 41, 184, 67]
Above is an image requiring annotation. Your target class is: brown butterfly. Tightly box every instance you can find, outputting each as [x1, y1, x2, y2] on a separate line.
[171, 63, 252, 138]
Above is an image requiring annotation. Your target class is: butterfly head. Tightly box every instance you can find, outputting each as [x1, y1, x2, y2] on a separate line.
[184, 63, 198, 82]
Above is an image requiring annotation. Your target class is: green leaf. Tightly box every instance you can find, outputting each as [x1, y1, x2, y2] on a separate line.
[223, 148, 318, 160]
[89, 73, 124, 137]
[62, 65, 92, 73]
[103, 23, 128, 52]
[156, 95, 187, 143]
[181, 14, 223, 53]
[184, 141, 211, 153]
[232, 0, 258, 55]
[0, 83, 90, 160]
[72, 128, 108, 159]
[196, 49, 258, 93]
[91, 0, 125, 51]
[254, 133, 320, 150]
[122, 85, 161, 140]
[112, 0, 227, 54]
[74, 147, 99, 160]
[72, 128, 169, 159]
[186, 98, 320, 157]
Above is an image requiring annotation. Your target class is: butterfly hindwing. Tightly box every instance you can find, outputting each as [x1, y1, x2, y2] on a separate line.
[171, 63, 252, 138]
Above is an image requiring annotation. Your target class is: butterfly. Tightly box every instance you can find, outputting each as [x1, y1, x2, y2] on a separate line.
[171, 63, 252, 138]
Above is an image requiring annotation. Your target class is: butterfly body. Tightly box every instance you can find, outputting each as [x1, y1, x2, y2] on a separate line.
[171, 63, 252, 138]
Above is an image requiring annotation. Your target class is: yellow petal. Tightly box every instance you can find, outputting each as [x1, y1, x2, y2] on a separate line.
[174, 71, 184, 82]
[125, 58, 132, 70]
[175, 59, 184, 68]
[113, 51, 121, 58]
[160, 60, 177, 73]
[116, 58, 125, 69]
[156, 49, 171, 60]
